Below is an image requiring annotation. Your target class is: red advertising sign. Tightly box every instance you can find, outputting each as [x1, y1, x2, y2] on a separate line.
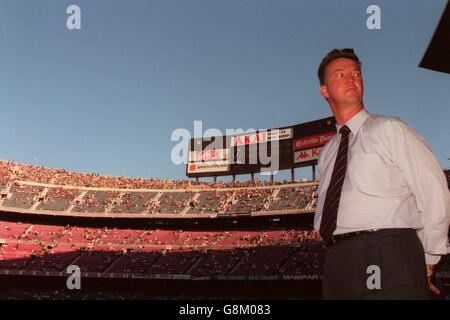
[231, 128, 292, 147]
[188, 148, 229, 163]
[293, 132, 335, 151]
[294, 147, 322, 163]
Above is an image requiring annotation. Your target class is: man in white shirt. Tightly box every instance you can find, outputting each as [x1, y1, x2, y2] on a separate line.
[314, 48, 450, 299]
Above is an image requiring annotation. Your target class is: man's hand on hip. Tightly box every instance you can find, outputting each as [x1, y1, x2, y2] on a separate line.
[427, 264, 440, 295]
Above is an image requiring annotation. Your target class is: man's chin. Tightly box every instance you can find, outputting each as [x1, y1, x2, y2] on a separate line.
[337, 98, 362, 106]
[344, 91, 362, 99]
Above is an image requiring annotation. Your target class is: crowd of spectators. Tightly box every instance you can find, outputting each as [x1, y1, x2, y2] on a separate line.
[0, 160, 311, 190]
[37, 188, 80, 211]
[3, 184, 318, 215]
[0, 219, 448, 301]
[0, 160, 322, 214]
[111, 192, 157, 214]
[72, 191, 121, 213]
[0, 221, 323, 263]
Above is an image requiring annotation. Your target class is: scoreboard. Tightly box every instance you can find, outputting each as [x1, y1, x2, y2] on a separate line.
[186, 117, 336, 178]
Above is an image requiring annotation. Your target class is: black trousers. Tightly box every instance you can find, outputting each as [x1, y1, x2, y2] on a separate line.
[322, 228, 429, 299]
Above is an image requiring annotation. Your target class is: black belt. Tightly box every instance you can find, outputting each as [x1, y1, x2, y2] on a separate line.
[325, 228, 413, 248]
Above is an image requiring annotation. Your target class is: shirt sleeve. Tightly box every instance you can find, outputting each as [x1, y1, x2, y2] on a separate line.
[387, 120, 450, 265]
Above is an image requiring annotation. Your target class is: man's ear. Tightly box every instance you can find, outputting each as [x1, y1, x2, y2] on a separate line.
[320, 85, 329, 99]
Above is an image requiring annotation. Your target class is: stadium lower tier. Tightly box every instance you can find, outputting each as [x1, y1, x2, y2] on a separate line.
[0, 220, 324, 279]
[0, 219, 449, 299]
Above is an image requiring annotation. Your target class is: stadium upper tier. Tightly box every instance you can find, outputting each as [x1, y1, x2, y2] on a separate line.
[0, 160, 318, 218]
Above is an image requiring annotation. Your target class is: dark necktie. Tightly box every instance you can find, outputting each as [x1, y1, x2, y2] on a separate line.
[319, 125, 351, 246]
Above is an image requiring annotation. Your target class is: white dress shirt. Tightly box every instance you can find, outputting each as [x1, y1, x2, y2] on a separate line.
[314, 108, 450, 265]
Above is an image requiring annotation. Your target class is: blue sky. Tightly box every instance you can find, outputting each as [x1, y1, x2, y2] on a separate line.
[0, 0, 449, 181]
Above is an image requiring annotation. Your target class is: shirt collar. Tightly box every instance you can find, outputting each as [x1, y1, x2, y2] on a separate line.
[335, 108, 370, 135]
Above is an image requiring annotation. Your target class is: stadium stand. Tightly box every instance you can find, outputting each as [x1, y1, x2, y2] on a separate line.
[0, 159, 447, 299]
[0, 221, 325, 282]
[0, 160, 318, 218]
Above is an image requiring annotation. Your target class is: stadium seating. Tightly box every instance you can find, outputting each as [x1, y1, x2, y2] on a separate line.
[0, 220, 324, 279]
[0, 160, 446, 299]
[0, 160, 318, 217]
